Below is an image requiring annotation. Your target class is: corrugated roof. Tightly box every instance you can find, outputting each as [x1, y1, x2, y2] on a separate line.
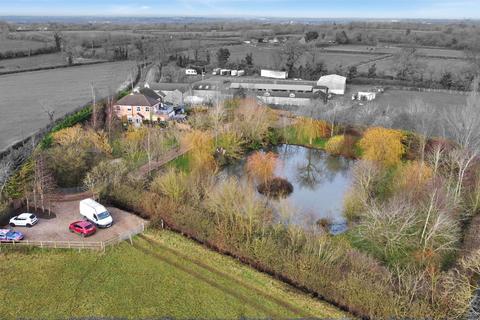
[148, 82, 191, 93]
[116, 93, 160, 107]
[230, 82, 313, 92]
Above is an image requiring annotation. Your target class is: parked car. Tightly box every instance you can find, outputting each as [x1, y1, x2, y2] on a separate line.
[79, 198, 113, 228]
[0, 229, 24, 242]
[9, 213, 38, 227]
[69, 221, 97, 237]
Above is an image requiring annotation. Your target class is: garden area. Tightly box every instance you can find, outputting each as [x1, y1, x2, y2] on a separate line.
[1, 95, 480, 318]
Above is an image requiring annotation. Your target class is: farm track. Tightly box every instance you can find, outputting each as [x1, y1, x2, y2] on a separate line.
[136, 234, 313, 318]
[132, 239, 283, 318]
[353, 53, 394, 68]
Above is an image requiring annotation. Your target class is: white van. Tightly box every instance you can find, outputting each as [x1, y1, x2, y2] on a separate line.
[79, 199, 113, 228]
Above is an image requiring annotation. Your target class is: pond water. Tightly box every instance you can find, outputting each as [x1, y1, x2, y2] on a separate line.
[220, 144, 354, 234]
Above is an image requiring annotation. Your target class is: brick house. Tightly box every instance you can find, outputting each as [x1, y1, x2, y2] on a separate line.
[114, 92, 174, 126]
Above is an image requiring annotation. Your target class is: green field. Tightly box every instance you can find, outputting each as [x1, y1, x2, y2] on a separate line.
[0, 230, 347, 319]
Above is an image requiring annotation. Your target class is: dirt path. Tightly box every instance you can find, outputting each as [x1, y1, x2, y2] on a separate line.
[132, 238, 286, 318]
[138, 234, 314, 318]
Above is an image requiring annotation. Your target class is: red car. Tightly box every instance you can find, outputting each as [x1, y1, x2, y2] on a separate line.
[69, 220, 96, 237]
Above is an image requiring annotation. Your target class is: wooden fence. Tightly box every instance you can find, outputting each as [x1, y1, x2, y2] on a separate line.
[0, 222, 147, 251]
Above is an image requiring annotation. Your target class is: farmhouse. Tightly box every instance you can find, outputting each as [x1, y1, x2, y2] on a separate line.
[317, 74, 347, 95]
[114, 92, 174, 125]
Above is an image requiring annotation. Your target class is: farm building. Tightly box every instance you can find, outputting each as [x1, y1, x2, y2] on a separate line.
[317, 74, 347, 95]
[353, 91, 376, 101]
[186, 81, 232, 105]
[114, 92, 174, 125]
[261, 69, 288, 79]
[257, 91, 323, 106]
[229, 81, 327, 106]
[145, 82, 191, 106]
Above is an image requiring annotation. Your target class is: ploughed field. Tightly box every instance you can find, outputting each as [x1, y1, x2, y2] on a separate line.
[0, 61, 137, 152]
[0, 230, 346, 319]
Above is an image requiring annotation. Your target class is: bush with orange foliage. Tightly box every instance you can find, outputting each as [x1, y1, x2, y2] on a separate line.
[246, 151, 278, 184]
[295, 117, 331, 145]
[359, 127, 405, 167]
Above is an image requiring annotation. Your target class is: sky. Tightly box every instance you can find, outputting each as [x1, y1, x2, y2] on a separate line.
[1, 0, 480, 19]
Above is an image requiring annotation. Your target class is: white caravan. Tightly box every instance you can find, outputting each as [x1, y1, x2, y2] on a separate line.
[79, 198, 113, 228]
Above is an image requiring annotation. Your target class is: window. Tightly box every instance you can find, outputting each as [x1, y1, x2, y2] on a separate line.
[127, 106, 131, 111]
[116, 106, 121, 111]
[145, 107, 150, 112]
[136, 106, 141, 112]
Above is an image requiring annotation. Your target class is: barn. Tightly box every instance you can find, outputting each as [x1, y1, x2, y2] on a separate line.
[316, 74, 347, 95]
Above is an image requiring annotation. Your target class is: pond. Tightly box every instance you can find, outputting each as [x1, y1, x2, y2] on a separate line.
[220, 144, 355, 234]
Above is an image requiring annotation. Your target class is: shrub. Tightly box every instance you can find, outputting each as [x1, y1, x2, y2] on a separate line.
[295, 117, 331, 145]
[215, 130, 244, 163]
[246, 151, 278, 185]
[359, 127, 405, 167]
[150, 168, 187, 203]
[393, 161, 433, 198]
[181, 130, 216, 172]
[325, 135, 345, 154]
[325, 134, 357, 157]
[257, 177, 293, 198]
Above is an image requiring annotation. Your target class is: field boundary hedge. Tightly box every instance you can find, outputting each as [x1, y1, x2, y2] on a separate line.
[0, 60, 110, 76]
[0, 46, 58, 60]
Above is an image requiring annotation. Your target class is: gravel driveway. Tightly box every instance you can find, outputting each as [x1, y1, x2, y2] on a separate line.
[8, 200, 147, 242]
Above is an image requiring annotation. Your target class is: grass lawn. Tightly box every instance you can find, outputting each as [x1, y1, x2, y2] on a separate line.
[167, 152, 191, 172]
[0, 230, 347, 319]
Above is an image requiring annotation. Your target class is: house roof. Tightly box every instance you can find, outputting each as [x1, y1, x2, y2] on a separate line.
[316, 74, 346, 92]
[140, 87, 164, 99]
[116, 93, 160, 107]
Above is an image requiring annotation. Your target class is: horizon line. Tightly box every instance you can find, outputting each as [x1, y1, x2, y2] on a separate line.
[1, 15, 478, 22]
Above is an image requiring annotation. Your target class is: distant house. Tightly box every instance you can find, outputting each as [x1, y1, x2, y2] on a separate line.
[113, 92, 174, 126]
[317, 74, 347, 95]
